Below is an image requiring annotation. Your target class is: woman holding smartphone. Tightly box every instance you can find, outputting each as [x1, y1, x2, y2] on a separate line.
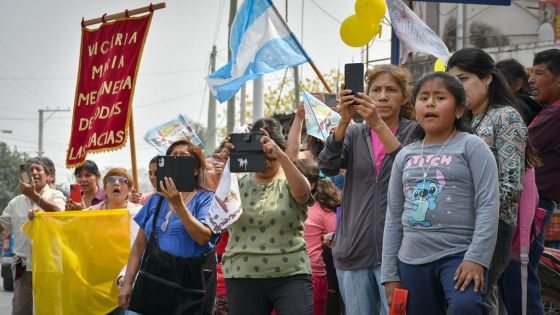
[66, 160, 104, 210]
[119, 138, 218, 315]
[318, 64, 418, 315]
[220, 117, 314, 315]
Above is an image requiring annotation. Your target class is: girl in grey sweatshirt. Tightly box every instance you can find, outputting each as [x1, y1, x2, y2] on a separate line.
[381, 72, 500, 315]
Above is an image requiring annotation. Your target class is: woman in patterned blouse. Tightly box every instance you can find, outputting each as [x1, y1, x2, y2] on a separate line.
[220, 117, 314, 315]
[447, 48, 529, 314]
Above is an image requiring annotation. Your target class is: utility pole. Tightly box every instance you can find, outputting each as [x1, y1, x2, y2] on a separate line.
[240, 84, 246, 125]
[254, 77, 264, 120]
[207, 45, 218, 152]
[227, 0, 238, 133]
[456, 4, 466, 50]
[38, 108, 70, 157]
[293, 67, 299, 109]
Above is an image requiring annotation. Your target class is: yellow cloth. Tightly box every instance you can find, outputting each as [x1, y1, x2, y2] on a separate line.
[22, 209, 130, 315]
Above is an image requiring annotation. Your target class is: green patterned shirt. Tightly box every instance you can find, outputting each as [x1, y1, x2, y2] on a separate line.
[472, 106, 527, 226]
[222, 174, 312, 278]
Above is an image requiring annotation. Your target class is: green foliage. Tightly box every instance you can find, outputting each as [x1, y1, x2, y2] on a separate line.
[185, 117, 208, 145]
[0, 142, 29, 211]
[262, 68, 343, 117]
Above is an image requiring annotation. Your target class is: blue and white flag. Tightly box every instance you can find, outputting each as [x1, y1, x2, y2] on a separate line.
[206, 0, 311, 103]
[387, 0, 450, 63]
[303, 91, 341, 141]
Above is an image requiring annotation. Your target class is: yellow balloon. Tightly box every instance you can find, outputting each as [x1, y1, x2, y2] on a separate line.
[340, 15, 376, 47]
[355, 0, 387, 24]
[434, 58, 446, 72]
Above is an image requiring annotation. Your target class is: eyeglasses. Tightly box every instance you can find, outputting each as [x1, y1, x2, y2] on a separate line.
[106, 176, 128, 185]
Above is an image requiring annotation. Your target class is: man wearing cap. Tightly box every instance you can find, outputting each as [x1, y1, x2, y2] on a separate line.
[0, 156, 65, 315]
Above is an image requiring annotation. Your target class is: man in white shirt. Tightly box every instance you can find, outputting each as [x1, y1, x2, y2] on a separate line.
[0, 157, 65, 315]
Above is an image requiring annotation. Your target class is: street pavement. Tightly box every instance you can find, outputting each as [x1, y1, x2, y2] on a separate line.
[0, 288, 11, 314]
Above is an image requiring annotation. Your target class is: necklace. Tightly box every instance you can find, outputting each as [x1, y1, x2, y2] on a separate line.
[161, 191, 192, 232]
[420, 129, 456, 182]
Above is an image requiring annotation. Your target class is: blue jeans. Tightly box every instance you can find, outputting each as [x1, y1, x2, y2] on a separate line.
[499, 237, 545, 315]
[498, 198, 556, 315]
[336, 266, 388, 315]
[398, 253, 490, 315]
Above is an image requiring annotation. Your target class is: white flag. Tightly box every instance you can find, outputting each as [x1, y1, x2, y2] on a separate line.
[206, 160, 243, 233]
[387, 0, 450, 63]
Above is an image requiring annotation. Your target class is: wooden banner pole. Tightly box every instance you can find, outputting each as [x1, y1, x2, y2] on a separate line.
[82, 2, 166, 27]
[309, 62, 333, 93]
[129, 110, 139, 192]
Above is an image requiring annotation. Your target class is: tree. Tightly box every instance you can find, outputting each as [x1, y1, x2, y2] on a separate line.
[0, 142, 29, 211]
[185, 117, 208, 145]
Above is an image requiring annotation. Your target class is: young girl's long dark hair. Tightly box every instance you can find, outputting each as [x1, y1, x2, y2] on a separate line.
[411, 72, 473, 140]
[293, 159, 341, 211]
[447, 48, 522, 120]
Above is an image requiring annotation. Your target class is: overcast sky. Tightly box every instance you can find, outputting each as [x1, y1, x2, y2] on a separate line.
[0, 0, 392, 187]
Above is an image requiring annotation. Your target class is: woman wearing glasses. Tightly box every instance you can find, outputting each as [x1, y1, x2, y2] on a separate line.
[87, 168, 142, 247]
[119, 138, 218, 315]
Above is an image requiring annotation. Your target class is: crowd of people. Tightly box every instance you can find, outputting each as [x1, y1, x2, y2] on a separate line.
[1, 47, 559, 315]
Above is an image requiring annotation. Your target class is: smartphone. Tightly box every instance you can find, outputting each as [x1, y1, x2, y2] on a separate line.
[70, 184, 82, 203]
[19, 164, 31, 184]
[344, 63, 364, 103]
[229, 133, 266, 173]
[156, 156, 195, 192]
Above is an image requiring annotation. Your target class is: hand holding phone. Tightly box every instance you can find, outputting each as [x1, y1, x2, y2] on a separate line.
[156, 156, 195, 192]
[70, 184, 82, 203]
[344, 63, 364, 103]
[19, 164, 31, 184]
[229, 133, 266, 173]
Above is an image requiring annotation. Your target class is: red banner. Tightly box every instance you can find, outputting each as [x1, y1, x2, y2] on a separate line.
[66, 14, 152, 167]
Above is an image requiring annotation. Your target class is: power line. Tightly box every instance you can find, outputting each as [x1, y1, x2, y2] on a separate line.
[135, 89, 206, 109]
[308, 0, 341, 23]
[0, 68, 207, 80]
[0, 39, 66, 105]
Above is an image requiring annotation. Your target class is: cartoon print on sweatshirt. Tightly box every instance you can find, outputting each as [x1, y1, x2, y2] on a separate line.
[407, 169, 446, 227]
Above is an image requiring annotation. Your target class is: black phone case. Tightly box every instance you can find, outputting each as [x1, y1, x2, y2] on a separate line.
[229, 133, 266, 173]
[344, 63, 364, 100]
[229, 133, 264, 152]
[156, 156, 195, 192]
[230, 152, 266, 173]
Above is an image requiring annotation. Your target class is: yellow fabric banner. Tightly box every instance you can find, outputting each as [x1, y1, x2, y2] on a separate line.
[22, 210, 130, 315]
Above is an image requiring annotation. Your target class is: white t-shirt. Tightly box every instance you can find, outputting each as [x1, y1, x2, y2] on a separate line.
[0, 185, 66, 271]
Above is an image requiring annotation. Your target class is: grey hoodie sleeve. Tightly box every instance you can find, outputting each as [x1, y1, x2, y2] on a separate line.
[463, 138, 500, 268]
[381, 149, 406, 284]
[318, 124, 354, 176]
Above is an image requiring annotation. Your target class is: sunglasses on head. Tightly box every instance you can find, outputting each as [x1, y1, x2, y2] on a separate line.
[106, 176, 128, 185]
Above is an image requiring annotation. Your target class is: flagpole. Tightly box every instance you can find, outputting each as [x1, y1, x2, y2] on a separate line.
[129, 110, 139, 192]
[309, 62, 333, 93]
[268, 1, 333, 94]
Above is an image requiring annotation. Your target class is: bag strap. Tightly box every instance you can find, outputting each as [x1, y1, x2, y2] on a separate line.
[138, 196, 165, 268]
[151, 195, 165, 239]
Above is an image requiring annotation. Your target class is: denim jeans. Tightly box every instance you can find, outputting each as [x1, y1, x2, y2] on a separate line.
[398, 253, 490, 315]
[499, 236, 545, 315]
[336, 266, 388, 315]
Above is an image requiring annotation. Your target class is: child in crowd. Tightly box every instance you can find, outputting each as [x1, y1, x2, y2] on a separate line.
[381, 72, 500, 315]
[294, 159, 340, 315]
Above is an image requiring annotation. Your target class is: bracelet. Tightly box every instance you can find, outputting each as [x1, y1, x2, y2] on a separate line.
[37, 195, 42, 208]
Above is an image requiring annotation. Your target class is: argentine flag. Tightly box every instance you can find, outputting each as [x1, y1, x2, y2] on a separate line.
[206, 0, 311, 103]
